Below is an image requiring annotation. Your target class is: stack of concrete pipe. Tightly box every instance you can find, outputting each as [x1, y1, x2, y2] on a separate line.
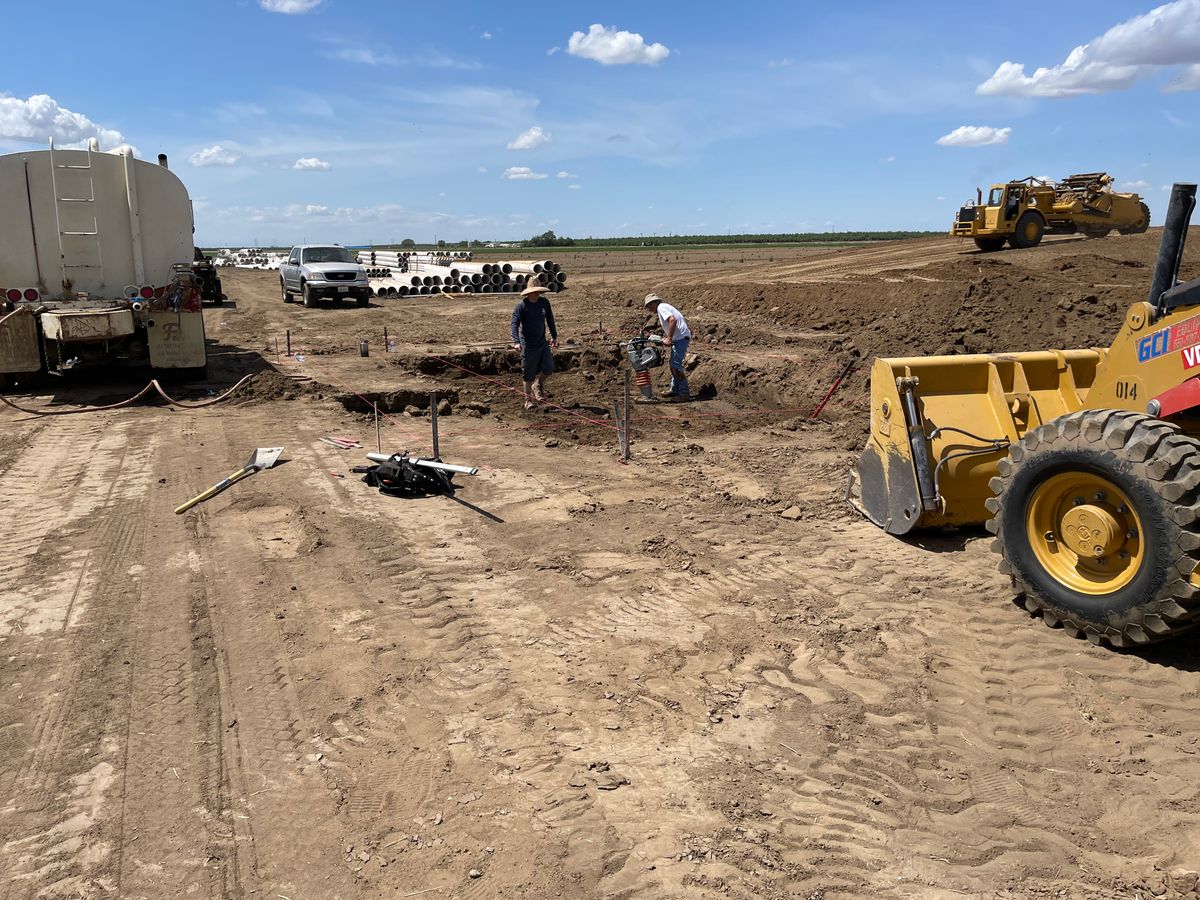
[360, 253, 567, 298]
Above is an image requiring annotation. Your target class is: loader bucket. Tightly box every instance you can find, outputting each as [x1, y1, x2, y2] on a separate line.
[848, 349, 1102, 535]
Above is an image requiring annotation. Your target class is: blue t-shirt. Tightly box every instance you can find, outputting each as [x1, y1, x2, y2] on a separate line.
[511, 298, 557, 348]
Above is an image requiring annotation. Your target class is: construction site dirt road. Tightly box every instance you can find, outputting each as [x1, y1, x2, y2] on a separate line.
[3, 234, 1200, 899]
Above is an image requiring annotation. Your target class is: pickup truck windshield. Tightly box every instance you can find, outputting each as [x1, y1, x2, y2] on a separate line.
[302, 247, 354, 264]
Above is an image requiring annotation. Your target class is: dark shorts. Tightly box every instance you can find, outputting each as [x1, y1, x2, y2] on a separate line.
[522, 343, 554, 381]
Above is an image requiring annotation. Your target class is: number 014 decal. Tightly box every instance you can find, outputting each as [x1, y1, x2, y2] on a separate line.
[1115, 380, 1140, 401]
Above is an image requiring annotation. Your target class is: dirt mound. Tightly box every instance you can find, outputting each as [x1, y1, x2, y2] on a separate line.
[234, 370, 327, 403]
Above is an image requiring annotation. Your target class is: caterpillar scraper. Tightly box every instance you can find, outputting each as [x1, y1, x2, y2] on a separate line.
[850, 183, 1200, 648]
[952, 172, 1150, 252]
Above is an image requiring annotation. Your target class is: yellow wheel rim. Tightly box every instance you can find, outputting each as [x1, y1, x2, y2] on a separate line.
[1026, 472, 1143, 595]
[1024, 220, 1039, 241]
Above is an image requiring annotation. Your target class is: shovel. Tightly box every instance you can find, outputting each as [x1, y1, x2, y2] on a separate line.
[174, 447, 284, 514]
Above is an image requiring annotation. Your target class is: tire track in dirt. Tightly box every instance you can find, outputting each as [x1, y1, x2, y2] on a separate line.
[115, 415, 236, 899]
[179, 417, 356, 898]
[0, 413, 161, 898]
[705, 238, 972, 284]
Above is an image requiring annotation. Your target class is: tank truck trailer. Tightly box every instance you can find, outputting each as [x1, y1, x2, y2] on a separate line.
[0, 140, 207, 385]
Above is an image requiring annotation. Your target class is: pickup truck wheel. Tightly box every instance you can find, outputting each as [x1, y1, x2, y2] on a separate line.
[356, 293, 369, 307]
[281, 279, 293, 303]
[302, 282, 317, 308]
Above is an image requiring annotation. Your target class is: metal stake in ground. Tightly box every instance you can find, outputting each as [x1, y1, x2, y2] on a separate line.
[374, 402, 381, 453]
[429, 391, 440, 460]
[613, 401, 625, 462]
[286, 329, 292, 357]
[811, 356, 858, 419]
[623, 370, 632, 461]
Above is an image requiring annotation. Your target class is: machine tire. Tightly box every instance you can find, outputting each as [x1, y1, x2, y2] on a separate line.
[281, 279, 293, 303]
[986, 409, 1200, 647]
[1008, 211, 1045, 249]
[302, 281, 317, 308]
[1084, 228, 1112, 239]
[974, 236, 1007, 252]
[1120, 203, 1151, 236]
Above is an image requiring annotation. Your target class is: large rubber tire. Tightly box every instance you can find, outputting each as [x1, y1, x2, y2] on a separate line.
[1084, 228, 1112, 239]
[974, 236, 1007, 252]
[302, 281, 317, 308]
[1008, 211, 1045, 249]
[1120, 202, 1151, 235]
[986, 410, 1200, 647]
[281, 279, 293, 303]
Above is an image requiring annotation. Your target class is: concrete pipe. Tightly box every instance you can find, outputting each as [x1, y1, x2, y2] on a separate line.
[430, 285, 441, 295]
[555, 271, 567, 284]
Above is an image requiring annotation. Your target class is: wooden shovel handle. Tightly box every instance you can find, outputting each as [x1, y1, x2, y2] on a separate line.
[174, 466, 254, 515]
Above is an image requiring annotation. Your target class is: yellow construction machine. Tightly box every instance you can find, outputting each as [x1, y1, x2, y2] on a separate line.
[851, 183, 1200, 647]
[952, 173, 1150, 251]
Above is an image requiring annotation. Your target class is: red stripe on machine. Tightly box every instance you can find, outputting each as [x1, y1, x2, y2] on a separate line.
[1182, 345, 1200, 369]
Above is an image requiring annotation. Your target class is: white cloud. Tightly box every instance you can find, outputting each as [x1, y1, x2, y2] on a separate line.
[547, 46, 561, 56]
[882, 155, 896, 163]
[294, 156, 332, 171]
[481, 31, 492, 40]
[567, 184, 582, 190]
[503, 166, 548, 180]
[319, 39, 481, 70]
[324, 46, 397, 66]
[936, 195, 946, 201]
[260, 0, 321, 13]
[507, 125, 552, 150]
[189, 144, 241, 167]
[935, 125, 1012, 147]
[556, 171, 578, 179]
[1164, 109, 1188, 126]
[0, 94, 126, 148]
[305, 204, 330, 214]
[1120, 179, 1152, 191]
[566, 24, 670, 66]
[767, 58, 794, 69]
[477, 166, 488, 173]
[977, 0, 1200, 97]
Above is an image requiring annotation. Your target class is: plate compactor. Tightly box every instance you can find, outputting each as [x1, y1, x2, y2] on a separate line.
[623, 334, 666, 402]
[850, 183, 1200, 648]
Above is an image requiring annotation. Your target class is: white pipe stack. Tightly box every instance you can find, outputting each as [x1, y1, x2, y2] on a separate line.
[359, 250, 567, 296]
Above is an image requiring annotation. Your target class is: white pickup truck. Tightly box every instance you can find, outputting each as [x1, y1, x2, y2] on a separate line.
[279, 245, 370, 308]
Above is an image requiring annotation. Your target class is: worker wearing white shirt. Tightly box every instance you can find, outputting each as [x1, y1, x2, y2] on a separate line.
[643, 293, 691, 400]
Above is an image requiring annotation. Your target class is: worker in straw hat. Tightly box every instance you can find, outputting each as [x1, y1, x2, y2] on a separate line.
[644, 293, 692, 400]
[511, 281, 560, 410]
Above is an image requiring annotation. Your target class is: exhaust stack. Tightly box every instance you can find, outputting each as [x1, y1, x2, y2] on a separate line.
[1150, 182, 1198, 314]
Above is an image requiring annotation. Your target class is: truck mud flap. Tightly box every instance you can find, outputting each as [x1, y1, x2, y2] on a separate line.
[0, 306, 43, 373]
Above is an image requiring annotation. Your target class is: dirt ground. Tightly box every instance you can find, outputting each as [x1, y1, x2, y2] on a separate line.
[5, 233, 1200, 900]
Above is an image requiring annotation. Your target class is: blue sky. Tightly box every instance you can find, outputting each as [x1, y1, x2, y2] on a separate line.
[2, 0, 1197, 245]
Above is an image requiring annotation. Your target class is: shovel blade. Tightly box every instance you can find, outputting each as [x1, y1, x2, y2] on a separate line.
[247, 447, 285, 471]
